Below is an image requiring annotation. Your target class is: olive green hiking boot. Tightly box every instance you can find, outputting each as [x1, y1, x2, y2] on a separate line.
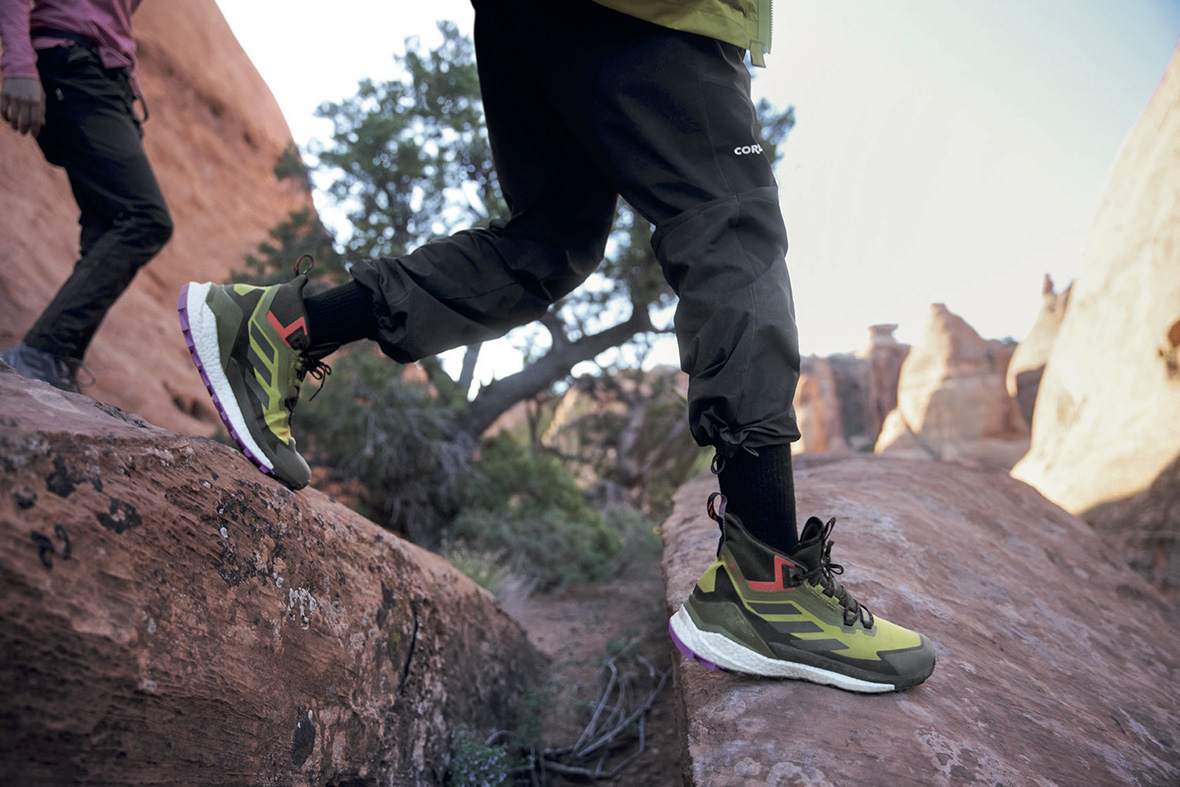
[670, 493, 936, 693]
[177, 274, 328, 490]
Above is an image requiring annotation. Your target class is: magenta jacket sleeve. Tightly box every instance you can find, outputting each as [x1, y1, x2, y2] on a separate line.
[0, 0, 39, 80]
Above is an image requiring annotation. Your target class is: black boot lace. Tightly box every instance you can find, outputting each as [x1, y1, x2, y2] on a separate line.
[802, 519, 875, 629]
[301, 356, 332, 402]
[707, 492, 728, 556]
[282, 356, 332, 421]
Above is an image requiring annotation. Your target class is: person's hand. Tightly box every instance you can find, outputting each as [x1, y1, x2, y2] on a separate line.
[1, 77, 47, 136]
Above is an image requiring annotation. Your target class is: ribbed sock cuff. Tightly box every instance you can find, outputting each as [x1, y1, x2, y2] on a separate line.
[303, 280, 379, 354]
[717, 443, 799, 552]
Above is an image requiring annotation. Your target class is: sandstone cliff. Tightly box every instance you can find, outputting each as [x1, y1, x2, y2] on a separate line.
[0, 368, 545, 785]
[1005, 275, 1071, 427]
[875, 303, 1029, 469]
[1012, 46, 1180, 593]
[863, 323, 910, 441]
[663, 457, 1180, 786]
[793, 325, 909, 456]
[0, 0, 310, 436]
[794, 356, 850, 454]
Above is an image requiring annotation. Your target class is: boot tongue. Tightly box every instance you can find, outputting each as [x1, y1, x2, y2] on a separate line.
[799, 516, 826, 543]
[790, 516, 828, 570]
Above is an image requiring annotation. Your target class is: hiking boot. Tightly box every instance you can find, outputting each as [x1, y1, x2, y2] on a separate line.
[0, 342, 89, 393]
[177, 275, 328, 490]
[669, 493, 936, 693]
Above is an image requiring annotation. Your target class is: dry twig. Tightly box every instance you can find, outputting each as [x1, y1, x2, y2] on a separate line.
[516, 640, 670, 785]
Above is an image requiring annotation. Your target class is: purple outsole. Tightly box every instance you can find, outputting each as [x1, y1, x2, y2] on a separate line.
[669, 621, 722, 672]
[176, 284, 276, 480]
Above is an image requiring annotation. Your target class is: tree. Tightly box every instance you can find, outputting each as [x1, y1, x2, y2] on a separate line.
[314, 24, 501, 262]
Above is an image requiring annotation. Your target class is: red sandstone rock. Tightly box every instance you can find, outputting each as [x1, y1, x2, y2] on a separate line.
[796, 348, 891, 456]
[876, 303, 1028, 469]
[0, 0, 311, 435]
[873, 407, 933, 461]
[0, 368, 544, 785]
[794, 357, 849, 454]
[1012, 48, 1180, 594]
[862, 323, 910, 443]
[1006, 275, 1071, 427]
[662, 457, 1180, 786]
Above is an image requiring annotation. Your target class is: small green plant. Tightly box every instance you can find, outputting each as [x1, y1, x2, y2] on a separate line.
[273, 141, 311, 184]
[600, 505, 662, 578]
[443, 543, 514, 594]
[510, 680, 552, 755]
[447, 729, 513, 786]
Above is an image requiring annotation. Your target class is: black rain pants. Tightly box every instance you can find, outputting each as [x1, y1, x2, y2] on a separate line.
[349, 0, 801, 456]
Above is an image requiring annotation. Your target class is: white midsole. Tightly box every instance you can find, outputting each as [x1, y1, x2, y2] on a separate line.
[184, 282, 274, 473]
[670, 606, 894, 693]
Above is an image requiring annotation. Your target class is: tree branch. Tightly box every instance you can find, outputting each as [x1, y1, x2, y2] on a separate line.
[461, 308, 654, 439]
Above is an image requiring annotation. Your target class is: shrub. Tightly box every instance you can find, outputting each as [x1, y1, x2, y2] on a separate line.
[447, 729, 513, 786]
[297, 348, 473, 542]
[451, 434, 624, 589]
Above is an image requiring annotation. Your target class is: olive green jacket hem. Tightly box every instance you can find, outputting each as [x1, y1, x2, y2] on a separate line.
[592, 0, 772, 66]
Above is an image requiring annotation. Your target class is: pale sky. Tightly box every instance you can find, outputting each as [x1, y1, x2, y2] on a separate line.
[215, 1, 1180, 367]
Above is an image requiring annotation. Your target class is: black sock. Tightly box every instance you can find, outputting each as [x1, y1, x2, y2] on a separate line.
[303, 281, 379, 355]
[716, 444, 799, 553]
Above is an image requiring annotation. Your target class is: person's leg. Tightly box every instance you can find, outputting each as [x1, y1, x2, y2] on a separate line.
[501, 0, 933, 692]
[340, 2, 619, 364]
[308, 5, 801, 543]
[178, 0, 620, 489]
[494, 0, 800, 548]
[26, 46, 173, 363]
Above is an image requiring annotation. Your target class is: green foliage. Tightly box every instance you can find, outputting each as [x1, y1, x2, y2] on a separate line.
[537, 370, 707, 521]
[313, 21, 504, 260]
[507, 680, 551, 755]
[274, 141, 312, 186]
[239, 142, 344, 289]
[451, 434, 625, 589]
[447, 730, 513, 786]
[240, 208, 344, 289]
[447, 682, 555, 787]
[441, 449, 660, 591]
[296, 348, 473, 541]
[442, 543, 515, 595]
[287, 347, 661, 581]
[601, 504, 663, 575]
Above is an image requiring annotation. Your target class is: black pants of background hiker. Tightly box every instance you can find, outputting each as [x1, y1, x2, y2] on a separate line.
[179, 0, 935, 693]
[3, 40, 172, 391]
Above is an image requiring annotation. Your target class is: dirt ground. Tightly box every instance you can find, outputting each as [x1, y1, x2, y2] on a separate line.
[505, 549, 683, 787]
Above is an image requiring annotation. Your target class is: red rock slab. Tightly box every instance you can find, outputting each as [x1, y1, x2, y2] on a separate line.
[663, 455, 1180, 786]
[0, 368, 545, 786]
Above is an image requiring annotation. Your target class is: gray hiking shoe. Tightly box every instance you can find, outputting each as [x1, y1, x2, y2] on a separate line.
[0, 342, 89, 393]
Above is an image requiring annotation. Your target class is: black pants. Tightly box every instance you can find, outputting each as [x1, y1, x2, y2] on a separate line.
[26, 44, 172, 360]
[349, 0, 800, 455]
